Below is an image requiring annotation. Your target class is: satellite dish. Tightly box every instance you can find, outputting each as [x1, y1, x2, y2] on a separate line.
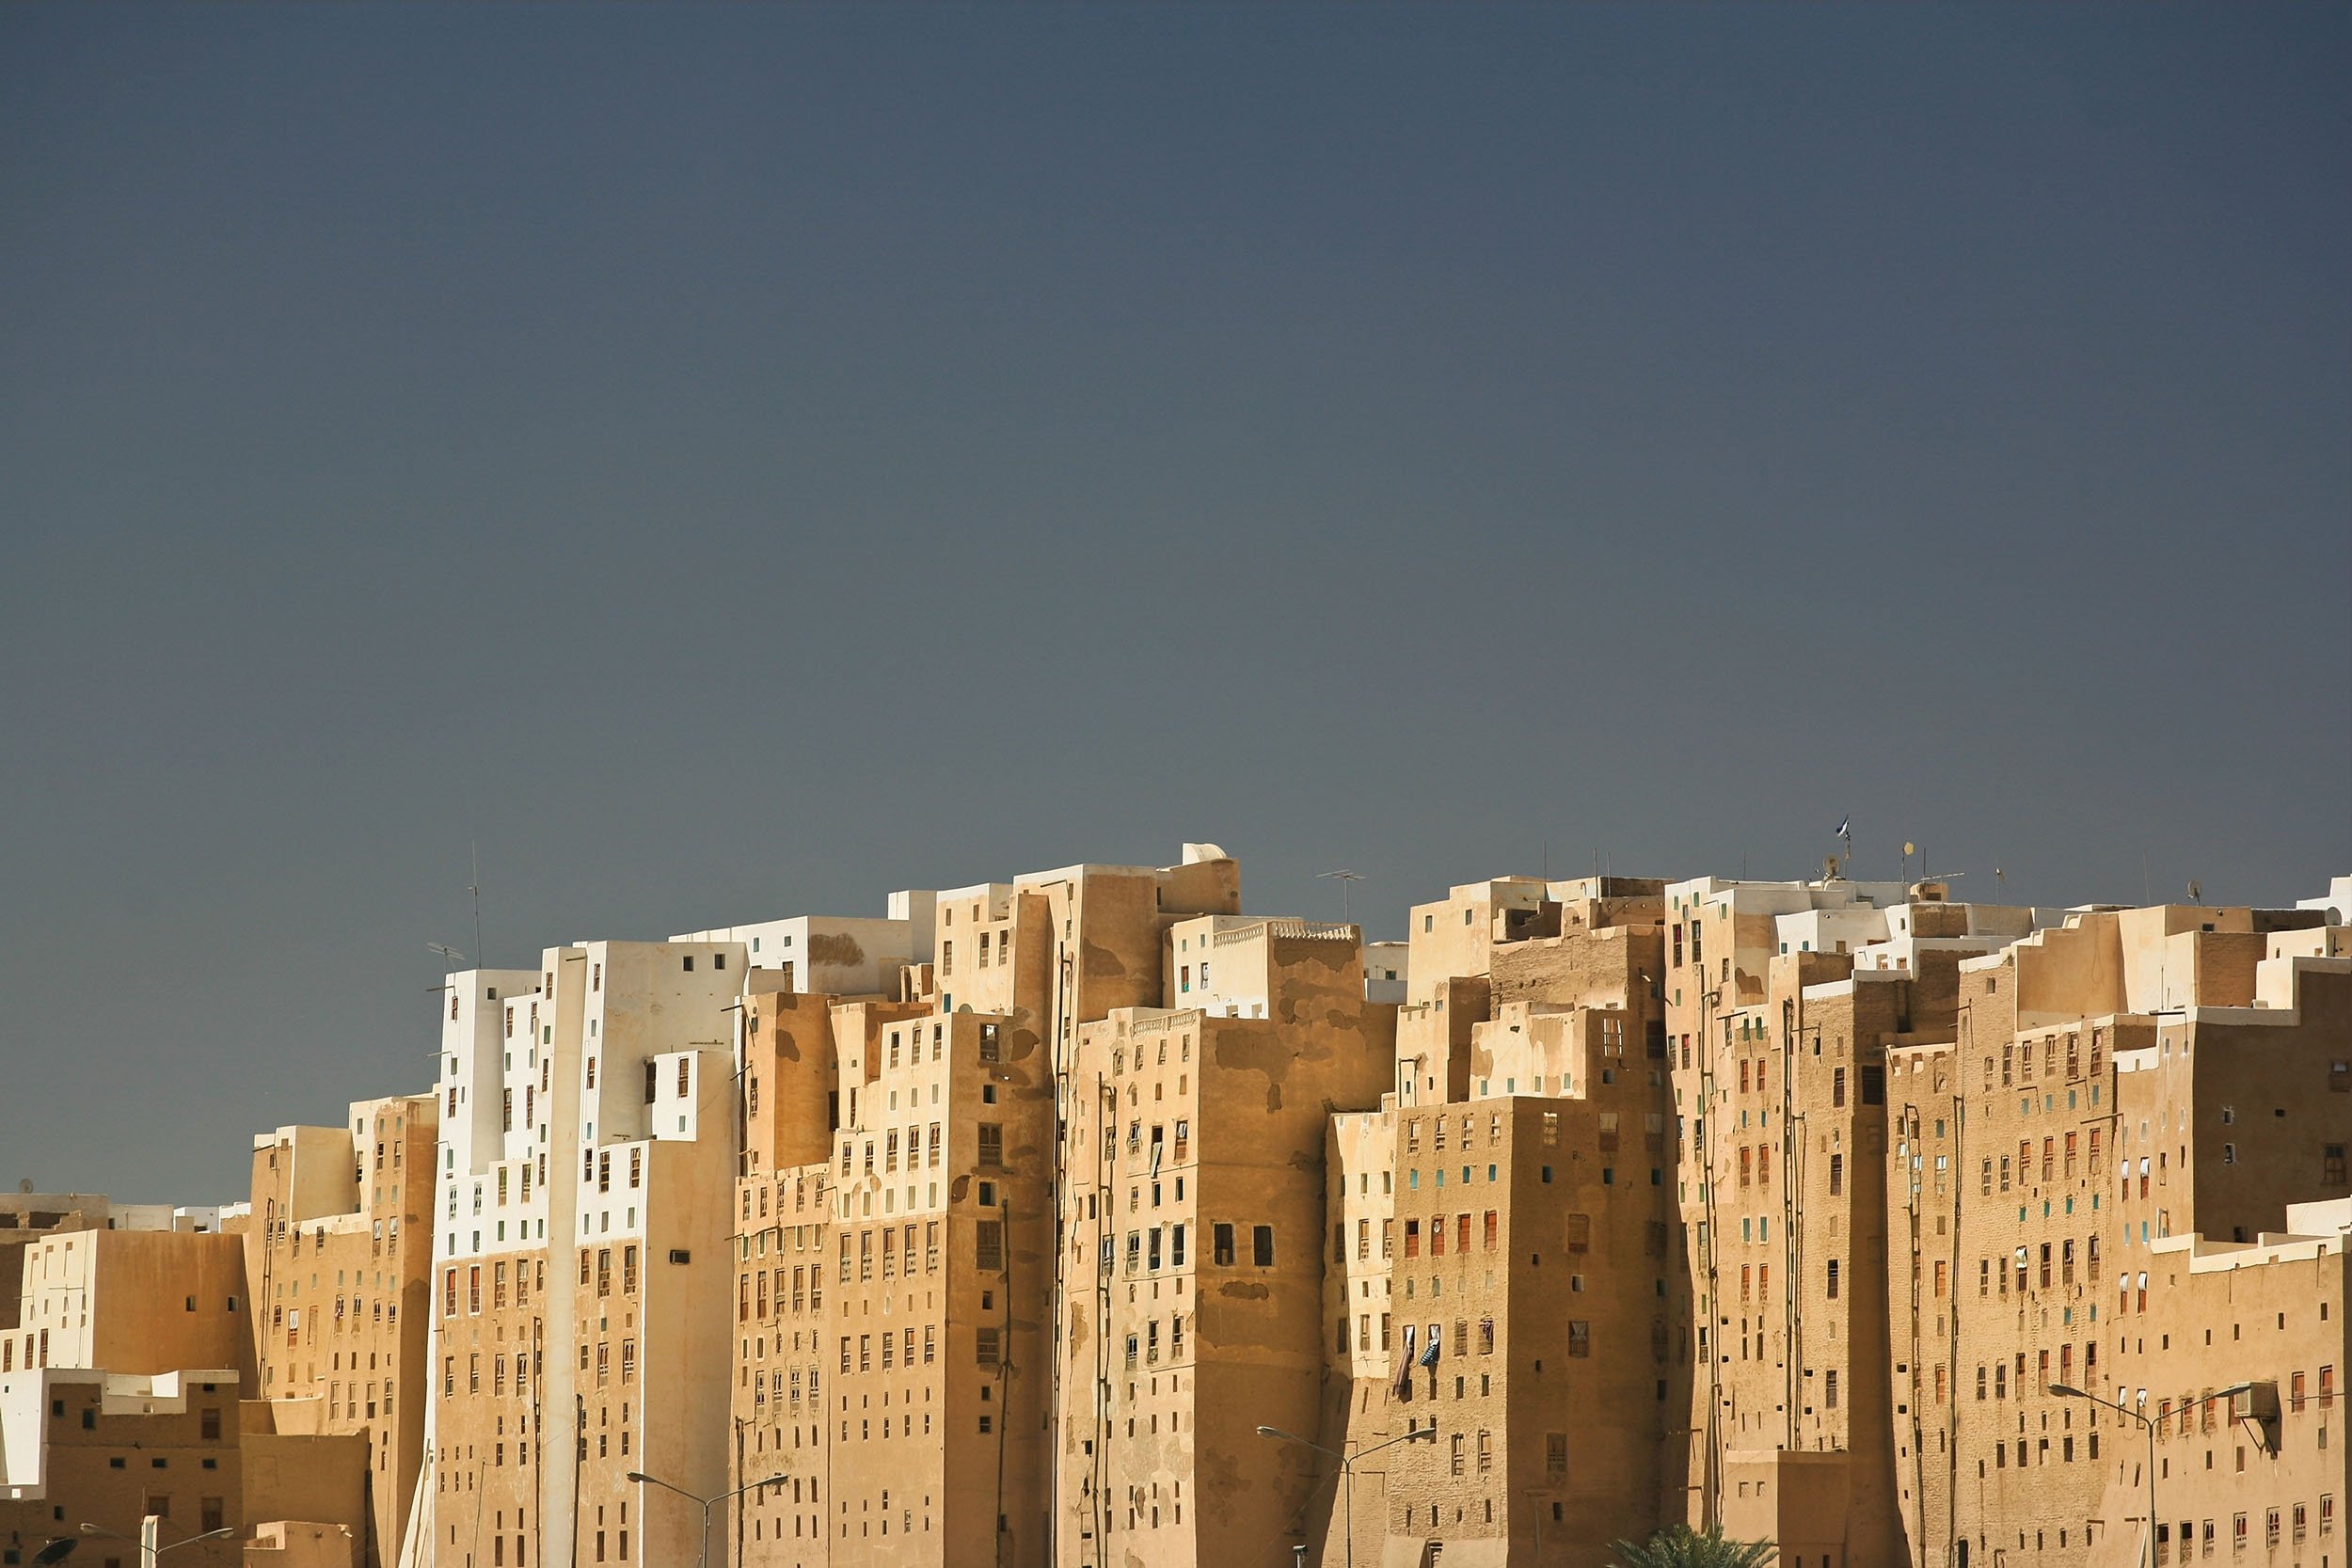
[1994, 868, 2006, 884]
[1902, 842, 1916, 859]
[2187, 880, 2202, 905]
[34, 1539, 78, 1564]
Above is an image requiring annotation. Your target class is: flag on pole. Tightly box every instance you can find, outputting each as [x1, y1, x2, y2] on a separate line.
[1836, 816, 1850, 840]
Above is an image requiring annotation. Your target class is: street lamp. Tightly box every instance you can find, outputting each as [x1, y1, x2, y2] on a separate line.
[625, 1469, 787, 1568]
[77, 1522, 234, 1568]
[2050, 1382, 2254, 1567]
[1257, 1421, 1438, 1568]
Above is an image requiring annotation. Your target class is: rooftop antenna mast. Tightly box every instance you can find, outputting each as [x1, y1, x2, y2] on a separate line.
[1317, 870, 1365, 923]
[469, 841, 484, 970]
[427, 943, 467, 1011]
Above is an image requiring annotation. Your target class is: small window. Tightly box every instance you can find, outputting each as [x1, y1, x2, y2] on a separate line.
[1252, 1225, 1275, 1267]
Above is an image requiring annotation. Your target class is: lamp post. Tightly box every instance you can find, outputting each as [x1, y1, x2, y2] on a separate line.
[1256, 1421, 1438, 1568]
[76, 1521, 234, 1568]
[625, 1470, 787, 1568]
[2050, 1382, 2253, 1566]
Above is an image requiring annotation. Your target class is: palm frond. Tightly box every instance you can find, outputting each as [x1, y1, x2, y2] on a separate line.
[1607, 1524, 1779, 1568]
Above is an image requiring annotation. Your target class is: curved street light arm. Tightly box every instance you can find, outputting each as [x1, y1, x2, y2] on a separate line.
[624, 1471, 707, 1508]
[1349, 1424, 1439, 1464]
[1254, 1425, 1343, 1464]
[2048, 1384, 2150, 1427]
[719, 1473, 790, 1505]
[156, 1530, 235, 1555]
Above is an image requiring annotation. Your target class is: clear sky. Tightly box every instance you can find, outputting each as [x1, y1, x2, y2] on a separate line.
[2, 5, 2345, 1203]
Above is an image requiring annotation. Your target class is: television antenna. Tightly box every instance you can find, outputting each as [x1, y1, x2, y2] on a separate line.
[428, 942, 467, 972]
[468, 841, 484, 969]
[1316, 870, 1365, 922]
